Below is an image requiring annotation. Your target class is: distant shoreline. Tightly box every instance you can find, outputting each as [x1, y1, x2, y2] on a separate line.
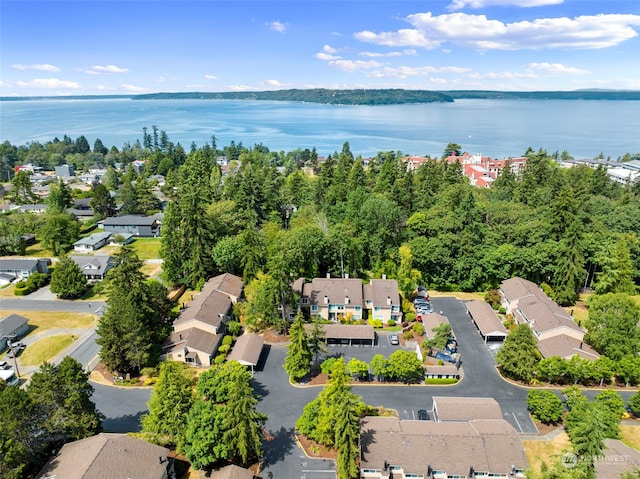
[2, 88, 640, 104]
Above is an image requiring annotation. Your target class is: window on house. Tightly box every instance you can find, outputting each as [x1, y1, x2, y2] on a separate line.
[365, 300, 373, 307]
[374, 306, 381, 312]
[301, 298, 308, 304]
[311, 305, 318, 312]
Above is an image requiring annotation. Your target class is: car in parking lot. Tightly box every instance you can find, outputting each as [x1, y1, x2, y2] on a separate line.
[0, 361, 10, 370]
[389, 334, 400, 345]
[418, 409, 429, 420]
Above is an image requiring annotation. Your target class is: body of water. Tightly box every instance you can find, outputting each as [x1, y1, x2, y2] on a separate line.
[1, 98, 638, 159]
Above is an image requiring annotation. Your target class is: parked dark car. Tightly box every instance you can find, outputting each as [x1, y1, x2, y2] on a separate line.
[0, 361, 10, 370]
[418, 409, 429, 420]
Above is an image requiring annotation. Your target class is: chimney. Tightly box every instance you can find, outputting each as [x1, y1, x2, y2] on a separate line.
[345, 295, 350, 304]
[324, 295, 329, 304]
[387, 296, 391, 305]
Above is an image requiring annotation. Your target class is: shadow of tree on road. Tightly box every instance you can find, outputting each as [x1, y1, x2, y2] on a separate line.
[102, 411, 144, 433]
[261, 426, 294, 468]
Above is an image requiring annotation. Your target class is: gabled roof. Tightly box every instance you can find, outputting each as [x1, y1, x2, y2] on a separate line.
[209, 464, 254, 479]
[433, 396, 503, 421]
[69, 255, 115, 276]
[227, 333, 264, 366]
[163, 327, 222, 356]
[360, 416, 527, 477]
[36, 433, 170, 479]
[73, 231, 111, 246]
[103, 215, 157, 226]
[302, 277, 364, 306]
[517, 295, 582, 334]
[173, 289, 232, 330]
[205, 272, 244, 299]
[363, 278, 401, 308]
[538, 334, 599, 360]
[0, 313, 28, 336]
[466, 300, 508, 337]
[500, 277, 547, 302]
[0, 258, 43, 271]
[422, 313, 449, 339]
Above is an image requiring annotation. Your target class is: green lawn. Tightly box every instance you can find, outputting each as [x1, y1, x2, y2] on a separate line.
[0, 310, 96, 332]
[129, 237, 162, 260]
[19, 334, 76, 366]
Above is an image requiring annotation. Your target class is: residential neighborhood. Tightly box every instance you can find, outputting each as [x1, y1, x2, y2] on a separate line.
[1, 137, 640, 479]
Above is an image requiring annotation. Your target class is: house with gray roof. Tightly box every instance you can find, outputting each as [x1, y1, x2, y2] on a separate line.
[432, 396, 503, 422]
[102, 215, 160, 237]
[73, 231, 112, 252]
[0, 314, 29, 350]
[359, 413, 528, 478]
[209, 465, 254, 479]
[0, 257, 50, 279]
[36, 433, 174, 479]
[70, 255, 115, 281]
[165, 273, 243, 367]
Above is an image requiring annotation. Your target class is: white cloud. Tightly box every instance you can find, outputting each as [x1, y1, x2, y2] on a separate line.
[323, 58, 383, 73]
[448, 0, 562, 11]
[15, 78, 80, 89]
[322, 45, 338, 54]
[360, 49, 417, 58]
[266, 20, 288, 33]
[265, 79, 290, 88]
[205, 74, 219, 80]
[12, 63, 60, 72]
[121, 83, 149, 92]
[316, 52, 342, 61]
[0, 80, 11, 88]
[527, 62, 588, 74]
[355, 12, 640, 50]
[84, 64, 129, 74]
[228, 84, 254, 91]
[367, 64, 471, 79]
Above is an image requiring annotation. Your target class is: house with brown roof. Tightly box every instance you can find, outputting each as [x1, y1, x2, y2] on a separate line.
[163, 273, 243, 367]
[36, 433, 174, 479]
[422, 313, 449, 340]
[500, 277, 597, 360]
[359, 415, 527, 478]
[465, 300, 508, 342]
[300, 276, 402, 324]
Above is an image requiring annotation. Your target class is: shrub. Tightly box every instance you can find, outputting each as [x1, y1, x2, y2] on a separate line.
[527, 390, 563, 424]
[629, 392, 640, 417]
[402, 331, 413, 340]
[412, 323, 425, 336]
[404, 312, 416, 323]
[14, 283, 35, 296]
[425, 377, 458, 385]
[218, 344, 230, 354]
[214, 354, 226, 364]
[498, 306, 507, 314]
[484, 289, 501, 309]
[140, 366, 159, 378]
[371, 319, 383, 329]
[226, 320, 242, 336]
[387, 320, 396, 327]
[28, 272, 50, 289]
[222, 335, 234, 346]
[15, 280, 27, 289]
[320, 357, 341, 375]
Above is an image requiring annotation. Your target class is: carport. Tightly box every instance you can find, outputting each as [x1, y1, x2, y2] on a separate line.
[465, 300, 508, 343]
[227, 333, 264, 373]
[306, 323, 375, 346]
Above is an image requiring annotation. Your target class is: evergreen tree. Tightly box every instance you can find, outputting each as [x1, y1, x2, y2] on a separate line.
[50, 255, 88, 298]
[46, 178, 73, 213]
[40, 212, 80, 255]
[496, 324, 541, 383]
[142, 361, 194, 446]
[283, 312, 312, 382]
[553, 219, 585, 306]
[90, 183, 116, 218]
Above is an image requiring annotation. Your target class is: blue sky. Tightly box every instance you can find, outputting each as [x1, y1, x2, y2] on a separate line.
[1, 0, 639, 96]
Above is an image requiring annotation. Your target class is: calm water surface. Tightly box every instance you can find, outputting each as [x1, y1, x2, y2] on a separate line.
[1, 98, 638, 159]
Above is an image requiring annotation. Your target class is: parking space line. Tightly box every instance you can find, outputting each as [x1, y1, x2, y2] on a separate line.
[511, 412, 523, 433]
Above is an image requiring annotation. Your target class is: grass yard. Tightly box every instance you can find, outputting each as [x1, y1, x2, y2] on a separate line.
[430, 290, 487, 301]
[621, 424, 640, 450]
[140, 262, 162, 278]
[129, 237, 162, 260]
[19, 334, 76, 366]
[0, 284, 16, 298]
[523, 431, 572, 476]
[0, 310, 96, 332]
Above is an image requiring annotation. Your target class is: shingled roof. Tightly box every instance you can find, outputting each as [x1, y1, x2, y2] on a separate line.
[466, 300, 508, 338]
[227, 333, 264, 367]
[36, 433, 171, 479]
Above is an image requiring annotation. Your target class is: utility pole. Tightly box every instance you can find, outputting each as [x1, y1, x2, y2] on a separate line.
[2, 336, 20, 378]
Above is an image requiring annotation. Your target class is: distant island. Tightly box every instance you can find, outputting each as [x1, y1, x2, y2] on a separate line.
[2, 88, 640, 104]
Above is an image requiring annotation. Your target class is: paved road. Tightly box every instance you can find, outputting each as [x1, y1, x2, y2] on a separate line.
[91, 382, 152, 432]
[0, 298, 106, 313]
